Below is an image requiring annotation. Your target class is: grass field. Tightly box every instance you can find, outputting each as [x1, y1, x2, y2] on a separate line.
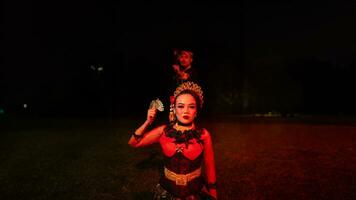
[1, 116, 356, 200]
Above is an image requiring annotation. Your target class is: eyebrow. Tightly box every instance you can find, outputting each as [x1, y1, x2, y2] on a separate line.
[177, 103, 196, 106]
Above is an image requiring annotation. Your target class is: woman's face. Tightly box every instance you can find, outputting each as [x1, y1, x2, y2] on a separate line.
[174, 93, 197, 125]
[178, 51, 193, 68]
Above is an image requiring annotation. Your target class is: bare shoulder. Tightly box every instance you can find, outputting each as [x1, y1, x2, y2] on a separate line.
[153, 124, 168, 134]
[156, 124, 167, 129]
[200, 128, 212, 140]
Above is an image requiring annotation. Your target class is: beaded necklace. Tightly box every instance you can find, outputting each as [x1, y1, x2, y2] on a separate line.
[165, 123, 203, 151]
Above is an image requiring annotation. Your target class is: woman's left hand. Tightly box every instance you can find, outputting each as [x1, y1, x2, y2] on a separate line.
[202, 187, 217, 199]
[209, 189, 217, 199]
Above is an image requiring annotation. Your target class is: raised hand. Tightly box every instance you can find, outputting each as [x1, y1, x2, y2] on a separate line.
[172, 64, 180, 73]
[146, 108, 157, 124]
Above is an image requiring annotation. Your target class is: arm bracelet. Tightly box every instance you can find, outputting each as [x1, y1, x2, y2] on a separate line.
[132, 132, 143, 140]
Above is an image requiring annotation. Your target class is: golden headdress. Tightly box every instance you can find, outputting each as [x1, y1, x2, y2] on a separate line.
[173, 81, 204, 108]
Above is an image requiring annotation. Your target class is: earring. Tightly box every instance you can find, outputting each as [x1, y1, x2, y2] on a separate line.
[169, 104, 176, 123]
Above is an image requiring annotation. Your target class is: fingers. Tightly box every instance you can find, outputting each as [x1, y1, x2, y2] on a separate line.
[172, 65, 180, 72]
[149, 108, 157, 113]
[147, 108, 157, 123]
[180, 72, 189, 80]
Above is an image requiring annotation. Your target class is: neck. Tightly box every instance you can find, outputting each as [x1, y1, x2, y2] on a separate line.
[174, 122, 194, 132]
[177, 120, 193, 126]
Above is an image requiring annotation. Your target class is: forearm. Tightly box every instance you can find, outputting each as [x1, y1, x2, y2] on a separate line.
[128, 120, 151, 147]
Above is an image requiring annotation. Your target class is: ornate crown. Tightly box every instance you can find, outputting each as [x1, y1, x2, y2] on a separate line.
[173, 81, 204, 108]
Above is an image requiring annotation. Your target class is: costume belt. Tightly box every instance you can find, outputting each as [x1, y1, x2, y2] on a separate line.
[164, 167, 201, 186]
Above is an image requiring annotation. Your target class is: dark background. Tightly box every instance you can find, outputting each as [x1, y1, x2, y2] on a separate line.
[1, 1, 356, 118]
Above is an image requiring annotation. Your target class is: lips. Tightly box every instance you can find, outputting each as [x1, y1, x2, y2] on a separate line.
[183, 116, 190, 120]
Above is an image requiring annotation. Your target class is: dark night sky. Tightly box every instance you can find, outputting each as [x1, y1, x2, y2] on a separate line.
[1, 2, 356, 116]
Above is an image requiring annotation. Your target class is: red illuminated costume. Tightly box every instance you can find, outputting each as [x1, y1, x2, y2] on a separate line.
[128, 82, 217, 199]
[160, 124, 215, 198]
[131, 123, 216, 199]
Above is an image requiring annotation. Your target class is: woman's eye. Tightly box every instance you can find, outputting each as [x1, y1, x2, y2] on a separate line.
[189, 106, 196, 109]
[178, 106, 184, 108]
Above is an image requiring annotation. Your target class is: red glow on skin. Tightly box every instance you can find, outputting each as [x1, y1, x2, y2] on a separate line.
[174, 94, 197, 125]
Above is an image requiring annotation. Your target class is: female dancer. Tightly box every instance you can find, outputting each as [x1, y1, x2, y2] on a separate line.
[128, 82, 217, 199]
